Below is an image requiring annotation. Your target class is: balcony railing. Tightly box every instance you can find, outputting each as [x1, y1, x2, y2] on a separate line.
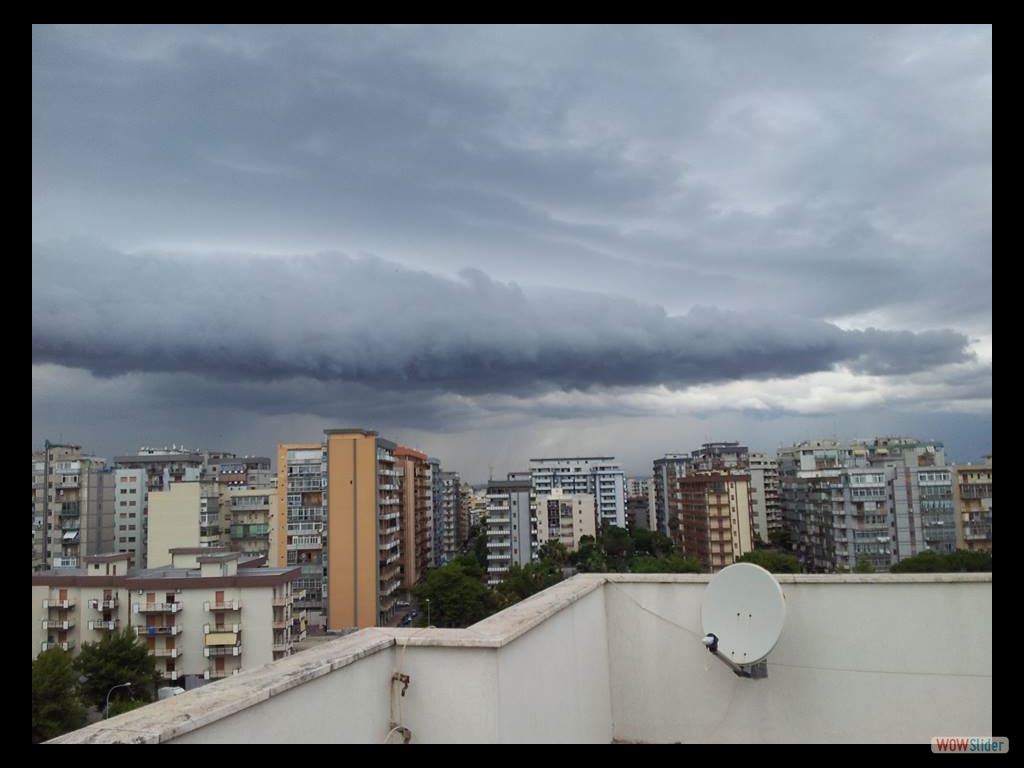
[42, 619, 73, 630]
[153, 648, 183, 658]
[42, 598, 75, 609]
[133, 602, 182, 613]
[205, 645, 242, 657]
[135, 625, 182, 636]
[204, 623, 241, 635]
[40, 641, 74, 652]
[88, 619, 118, 631]
[54, 558, 79, 568]
[271, 595, 293, 607]
[89, 598, 118, 610]
[204, 600, 241, 611]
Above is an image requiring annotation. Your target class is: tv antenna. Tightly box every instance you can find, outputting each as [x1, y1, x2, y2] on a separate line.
[700, 563, 786, 679]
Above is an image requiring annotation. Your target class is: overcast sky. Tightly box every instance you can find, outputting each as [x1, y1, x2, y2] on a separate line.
[32, 25, 991, 481]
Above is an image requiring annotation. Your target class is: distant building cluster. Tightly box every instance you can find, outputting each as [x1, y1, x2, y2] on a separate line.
[32, 430, 992, 684]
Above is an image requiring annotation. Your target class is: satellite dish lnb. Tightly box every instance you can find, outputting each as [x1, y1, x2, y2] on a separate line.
[700, 562, 785, 678]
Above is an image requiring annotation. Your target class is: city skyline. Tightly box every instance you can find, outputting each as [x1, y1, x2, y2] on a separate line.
[33, 25, 991, 483]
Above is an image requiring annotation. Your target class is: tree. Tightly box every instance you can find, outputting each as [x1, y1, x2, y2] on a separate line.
[496, 559, 564, 605]
[537, 539, 569, 566]
[411, 561, 501, 628]
[768, 528, 792, 551]
[737, 550, 801, 573]
[854, 557, 875, 573]
[32, 647, 87, 743]
[570, 535, 607, 573]
[73, 628, 161, 710]
[891, 550, 992, 573]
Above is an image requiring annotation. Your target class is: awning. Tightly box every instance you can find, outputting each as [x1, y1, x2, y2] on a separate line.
[205, 632, 239, 646]
[62, 531, 79, 541]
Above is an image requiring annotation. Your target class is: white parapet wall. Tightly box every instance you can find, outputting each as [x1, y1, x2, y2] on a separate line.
[48, 573, 991, 744]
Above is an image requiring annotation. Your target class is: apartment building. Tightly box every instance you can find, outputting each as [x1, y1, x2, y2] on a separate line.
[322, 429, 403, 630]
[113, 468, 147, 567]
[206, 456, 273, 490]
[486, 475, 537, 586]
[748, 452, 780, 544]
[222, 488, 277, 561]
[529, 457, 626, 528]
[536, 488, 596, 551]
[32, 443, 116, 571]
[113, 447, 205, 494]
[438, 471, 462, 565]
[651, 454, 690, 537]
[690, 442, 749, 471]
[275, 443, 324, 622]
[32, 550, 303, 684]
[953, 457, 993, 552]
[146, 481, 222, 567]
[891, 467, 956, 560]
[395, 447, 432, 589]
[675, 472, 755, 571]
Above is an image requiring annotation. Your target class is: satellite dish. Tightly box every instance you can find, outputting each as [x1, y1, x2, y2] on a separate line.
[700, 563, 785, 677]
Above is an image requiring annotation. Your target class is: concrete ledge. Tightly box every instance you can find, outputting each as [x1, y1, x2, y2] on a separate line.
[47, 630, 396, 743]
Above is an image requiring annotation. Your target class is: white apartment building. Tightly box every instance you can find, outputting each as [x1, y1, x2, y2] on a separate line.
[486, 477, 536, 586]
[529, 457, 625, 528]
[32, 550, 304, 685]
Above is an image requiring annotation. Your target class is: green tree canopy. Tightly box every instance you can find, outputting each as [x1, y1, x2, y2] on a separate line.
[737, 549, 802, 573]
[496, 560, 564, 605]
[411, 561, 500, 627]
[854, 557, 875, 573]
[73, 627, 161, 709]
[32, 647, 87, 743]
[537, 539, 570, 566]
[890, 550, 992, 573]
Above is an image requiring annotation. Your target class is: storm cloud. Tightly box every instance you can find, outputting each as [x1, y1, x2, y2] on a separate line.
[32, 25, 990, 476]
[33, 243, 972, 395]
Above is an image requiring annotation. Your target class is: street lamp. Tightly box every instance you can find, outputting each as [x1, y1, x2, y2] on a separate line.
[105, 682, 132, 719]
[425, 598, 431, 627]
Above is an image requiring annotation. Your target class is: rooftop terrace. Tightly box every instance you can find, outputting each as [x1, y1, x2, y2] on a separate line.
[49, 572, 991, 744]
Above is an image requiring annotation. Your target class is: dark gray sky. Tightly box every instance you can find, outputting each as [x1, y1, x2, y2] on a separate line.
[32, 25, 991, 480]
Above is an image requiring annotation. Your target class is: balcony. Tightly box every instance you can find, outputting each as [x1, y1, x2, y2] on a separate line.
[42, 598, 75, 609]
[89, 598, 119, 610]
[204, 600, 241, 612]
[40, 641, 74, 652]
[153, 648, 183, 658]
[42, 619, 74, 631]
[271, 642, 292, 654]
[135, 625, 182, 637]
[205, 624, 241, 636]
[205, 645, 242, 657]
[88, 619, 119, 631]
[133, 602, 182, 613]
[53, 558, 79, 568]
[271, 595, 293, 607]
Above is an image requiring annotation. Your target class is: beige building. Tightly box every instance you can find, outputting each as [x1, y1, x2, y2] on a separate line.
[147, 482, 203, 567]
[537, 488, 596, 551]
[675, 472, 755, 571]
[953, 457, 993, 552]
[323, 429, 402, 630]
[32, 550, 304, 682]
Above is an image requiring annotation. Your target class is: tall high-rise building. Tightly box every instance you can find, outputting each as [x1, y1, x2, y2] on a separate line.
[222, 488, 277, 561]
[427, 458, 446, 567]
[747, 452, 780, 545]
[529, 457, 626, 528]
[486, 475, 537, 586]
[690, 442, 749, 472]
[395, 447, 432, 589]
[953, 457, 992, 552]
[276, 443, 325, 624]
[675, 472, 755, 571]
[113, 447, 205, 493]
[438, 471, 462, 564]
[651, 454, 690, 537]
[113, 468, 147, 567]
[146, 481, 221, 567]
[322, 429, 402, 630]
[33, 443, 115, 571]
